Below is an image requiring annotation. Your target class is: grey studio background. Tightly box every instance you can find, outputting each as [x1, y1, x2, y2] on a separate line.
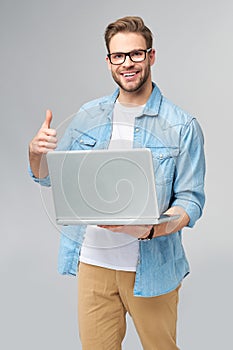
[1, 0, 232, 349]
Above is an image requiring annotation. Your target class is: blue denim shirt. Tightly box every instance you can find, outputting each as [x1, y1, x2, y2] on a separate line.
[29, 83, 205, 297]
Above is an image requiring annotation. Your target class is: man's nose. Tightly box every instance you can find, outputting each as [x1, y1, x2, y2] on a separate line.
[122, 55, 134, 67]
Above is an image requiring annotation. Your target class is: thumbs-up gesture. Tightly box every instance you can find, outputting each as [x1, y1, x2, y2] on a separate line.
[29, 110, 57, 178]
[29, 110, 57, 155]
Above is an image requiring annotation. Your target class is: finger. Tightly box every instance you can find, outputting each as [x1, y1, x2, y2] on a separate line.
[37, 133, 57, 146]
[47, 135, 57, 143]
[138, 226, 153, 238]
[41, 134, 57, 143]
[38, 140, 57, 149]
[98, 225, 123, 229]
[42, 109, 53, 129]
[37, 146, 54, 154]
[41, 128, 57, 137]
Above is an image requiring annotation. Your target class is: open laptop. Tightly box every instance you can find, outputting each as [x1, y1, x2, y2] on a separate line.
[46, 148, 179, 225]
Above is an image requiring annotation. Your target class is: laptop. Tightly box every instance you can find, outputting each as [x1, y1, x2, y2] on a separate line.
[46, 148, 179, 225]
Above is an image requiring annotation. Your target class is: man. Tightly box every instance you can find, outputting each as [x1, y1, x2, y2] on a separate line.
[29, 16, 205, 350]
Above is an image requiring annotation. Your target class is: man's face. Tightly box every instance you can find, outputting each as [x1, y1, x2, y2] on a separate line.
[106, 32, 155, 94]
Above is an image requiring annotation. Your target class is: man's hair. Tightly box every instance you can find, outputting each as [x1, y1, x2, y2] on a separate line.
[104, 16, 153, 53]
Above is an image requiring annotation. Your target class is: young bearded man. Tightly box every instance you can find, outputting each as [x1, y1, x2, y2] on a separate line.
[29, 16, 205, 350]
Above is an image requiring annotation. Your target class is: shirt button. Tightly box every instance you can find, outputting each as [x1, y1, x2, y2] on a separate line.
[79, 139, 84, 143]
[159, 154, 163, 159]
[135, 128, 140, 132]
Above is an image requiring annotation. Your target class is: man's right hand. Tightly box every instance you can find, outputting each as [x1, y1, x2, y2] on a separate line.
[29, 110, 57, 155]
[29, 110, 57, 179]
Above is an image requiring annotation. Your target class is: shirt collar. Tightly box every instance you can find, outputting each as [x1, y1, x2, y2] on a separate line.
[143, 82, 162, 116]
[100, 82, 162, 117]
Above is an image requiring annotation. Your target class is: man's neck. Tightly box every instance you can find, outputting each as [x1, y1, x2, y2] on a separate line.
[118, 80, 153, 106]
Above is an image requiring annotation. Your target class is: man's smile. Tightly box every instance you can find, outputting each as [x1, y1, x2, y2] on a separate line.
[120, 70, 140, 80]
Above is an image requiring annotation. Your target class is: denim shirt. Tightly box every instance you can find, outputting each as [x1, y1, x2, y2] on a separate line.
[29, 83, 205, 297]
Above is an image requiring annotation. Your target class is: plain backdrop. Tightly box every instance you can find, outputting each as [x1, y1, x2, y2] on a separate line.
[1, 0, 233, 349]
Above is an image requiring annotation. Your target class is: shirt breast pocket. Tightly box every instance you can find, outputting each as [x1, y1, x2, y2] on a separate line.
[149, 147, 179, 185]
[70, 129, 97, 150]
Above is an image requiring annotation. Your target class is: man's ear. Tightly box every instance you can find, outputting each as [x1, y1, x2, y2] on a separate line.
[106, 56, 112, 70]
[149, 49, 156, 66]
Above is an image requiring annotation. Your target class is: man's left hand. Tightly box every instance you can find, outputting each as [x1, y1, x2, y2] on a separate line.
[98, 206, 190, 239]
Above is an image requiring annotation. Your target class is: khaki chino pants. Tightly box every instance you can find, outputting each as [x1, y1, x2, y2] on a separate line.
[78, 262, 180, 350]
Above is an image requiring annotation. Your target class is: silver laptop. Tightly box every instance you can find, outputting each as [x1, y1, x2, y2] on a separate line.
[46, 149, 179, 225]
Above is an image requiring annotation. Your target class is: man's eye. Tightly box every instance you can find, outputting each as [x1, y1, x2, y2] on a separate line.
[132, 51, 143, 57]
[112, 53, 124, 59]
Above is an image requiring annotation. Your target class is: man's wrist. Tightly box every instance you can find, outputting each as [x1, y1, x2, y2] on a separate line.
[138, 226, 154, 241]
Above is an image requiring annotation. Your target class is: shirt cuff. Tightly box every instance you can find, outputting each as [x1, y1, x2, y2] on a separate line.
[28, 165, 51, 187]
[171, 199, 202, 228]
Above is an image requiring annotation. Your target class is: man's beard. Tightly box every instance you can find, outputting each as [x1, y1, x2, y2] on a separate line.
[111, 63, 151, 93]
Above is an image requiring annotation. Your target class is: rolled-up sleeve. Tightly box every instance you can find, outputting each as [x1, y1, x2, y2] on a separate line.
[171, 118, 206, 227]
[28, 165, 51, 187]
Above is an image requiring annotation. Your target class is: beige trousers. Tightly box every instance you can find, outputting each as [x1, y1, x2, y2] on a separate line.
[78, 262, 180, 350]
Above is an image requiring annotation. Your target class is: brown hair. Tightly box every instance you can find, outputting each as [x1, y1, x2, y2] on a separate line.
[104, 16, 153, 53]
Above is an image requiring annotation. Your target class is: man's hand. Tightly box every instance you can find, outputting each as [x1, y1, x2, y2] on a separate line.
[140, 206, 190, 239]
[29, 110, 57, 155]
[99, 206, 190, 240]
[98, 225, 153, 239]
[29, 110, 57, 178]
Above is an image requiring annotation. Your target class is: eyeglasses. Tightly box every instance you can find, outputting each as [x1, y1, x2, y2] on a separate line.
[107, 48, 152, 65]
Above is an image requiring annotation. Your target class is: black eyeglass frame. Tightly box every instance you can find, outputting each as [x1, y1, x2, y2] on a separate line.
[107, 48, 152, 65]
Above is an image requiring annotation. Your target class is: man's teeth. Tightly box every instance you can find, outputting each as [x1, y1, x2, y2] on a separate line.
[123, 73, 136, 77]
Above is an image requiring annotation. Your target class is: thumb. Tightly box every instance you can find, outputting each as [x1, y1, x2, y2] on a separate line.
[42, 109, 53, 128]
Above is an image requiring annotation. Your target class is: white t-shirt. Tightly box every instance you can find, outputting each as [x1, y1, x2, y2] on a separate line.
[79, 101, 144, 271]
